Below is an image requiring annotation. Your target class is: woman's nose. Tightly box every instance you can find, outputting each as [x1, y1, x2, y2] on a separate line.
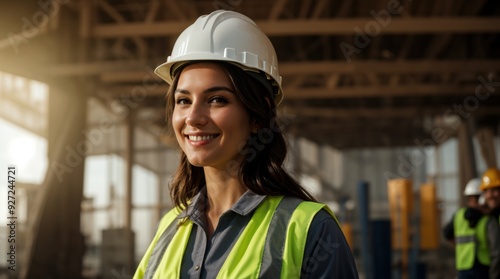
[185, 102, 208, 127]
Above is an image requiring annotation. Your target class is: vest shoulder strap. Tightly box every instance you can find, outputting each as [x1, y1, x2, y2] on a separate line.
[280, 200, 328, 278]
[133, 206, 184, 279]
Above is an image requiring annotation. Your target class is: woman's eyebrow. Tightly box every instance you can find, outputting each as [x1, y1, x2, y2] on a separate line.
[204, 86, 235, 94]
[174, 88, 190, 94]
[174, 86, 235, 94]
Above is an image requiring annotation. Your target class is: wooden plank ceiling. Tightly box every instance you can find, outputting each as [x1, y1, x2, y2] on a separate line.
[2, 0, 500, 149]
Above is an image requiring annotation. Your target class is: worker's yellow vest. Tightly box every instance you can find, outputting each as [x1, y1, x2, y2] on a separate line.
[453, 207, 490, 270]
[133, 196, 336, 279]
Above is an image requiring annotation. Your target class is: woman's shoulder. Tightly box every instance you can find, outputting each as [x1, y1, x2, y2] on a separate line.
[311, 208, 338, 222]
[275, 197, 340, 233]
[279, 197, 336, 219]
[309, 208, 342, 232]
[156, 206, 185, 231]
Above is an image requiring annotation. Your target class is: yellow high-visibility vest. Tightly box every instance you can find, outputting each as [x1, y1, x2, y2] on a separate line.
[133, 196, 336, 279]
[453, 207, 490, 270]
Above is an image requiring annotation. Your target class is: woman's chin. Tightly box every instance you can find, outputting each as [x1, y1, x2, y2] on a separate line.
[187, 156, 213, 168]
[188, 160, 206, 167]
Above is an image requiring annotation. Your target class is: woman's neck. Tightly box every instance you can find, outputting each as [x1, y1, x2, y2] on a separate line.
[203, 167, 246, 217]
[203, 167, 246, 238]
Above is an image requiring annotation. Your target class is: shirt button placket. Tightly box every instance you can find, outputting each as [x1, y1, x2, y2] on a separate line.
[194, 264, 201, 279]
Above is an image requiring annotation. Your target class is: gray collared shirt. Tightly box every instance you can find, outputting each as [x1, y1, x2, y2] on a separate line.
[179, 188, 359, 279]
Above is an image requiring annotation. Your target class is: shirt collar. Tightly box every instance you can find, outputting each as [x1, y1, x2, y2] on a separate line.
[182, 187, 266, 219]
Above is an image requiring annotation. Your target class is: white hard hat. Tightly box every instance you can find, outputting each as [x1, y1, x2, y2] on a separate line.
[464, 178, 482, 196]
[478, 194, 485, 206]
[155, 10, 283, 104]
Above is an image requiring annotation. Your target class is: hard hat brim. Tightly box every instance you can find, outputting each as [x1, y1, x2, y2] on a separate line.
[155, 55, 283, 105]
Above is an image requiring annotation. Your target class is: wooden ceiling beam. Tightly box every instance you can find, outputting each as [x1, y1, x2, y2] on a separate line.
[291, 118, 422, 127]
[98, 83, 485, 98]
[298, 0, 313, 18]
[145, 0, 160, 23]
[98, 0, 148, 58]
[47, 61, 146, 76]
[41, 59, 500, 77]
[164, 0, 187, 20]
[311, 0, 328, 18]
[269, 0, 288, 20]
[286, 84, 480, 99]
[92, 18, 500, 37]
[279, 60, 500, 75]
[284, 106, 500, 118]
[293, 131, 431, 149]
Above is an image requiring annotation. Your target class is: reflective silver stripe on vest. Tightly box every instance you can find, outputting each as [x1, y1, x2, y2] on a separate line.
[144, 219, 180, 279]
[455, 235, 476, 244]
[259, 197, 302, 278]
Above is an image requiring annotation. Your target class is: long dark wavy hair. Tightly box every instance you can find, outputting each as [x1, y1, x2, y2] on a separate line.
[165, 61, 316, 211]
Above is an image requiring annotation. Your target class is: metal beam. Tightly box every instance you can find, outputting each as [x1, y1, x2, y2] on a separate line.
[92, 18, 500, 37]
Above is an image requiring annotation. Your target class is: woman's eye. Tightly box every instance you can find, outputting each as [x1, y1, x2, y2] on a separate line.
[175, 98, 190, 105]
[210, 97, 228, 104]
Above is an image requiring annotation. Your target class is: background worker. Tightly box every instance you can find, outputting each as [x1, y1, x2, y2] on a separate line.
[443, 178, 490, 279]
[480, 168, 500, 279]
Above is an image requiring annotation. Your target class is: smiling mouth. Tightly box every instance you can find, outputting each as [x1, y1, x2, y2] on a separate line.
[186, 134, 220, 142]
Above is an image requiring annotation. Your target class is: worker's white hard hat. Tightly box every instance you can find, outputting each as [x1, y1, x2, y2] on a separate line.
[478, 194, 485, 206]
[155, 10, 283, 105]
[464, 178, 482, 196]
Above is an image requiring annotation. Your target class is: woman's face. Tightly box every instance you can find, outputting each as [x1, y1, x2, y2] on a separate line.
[172, 63, 255, 170]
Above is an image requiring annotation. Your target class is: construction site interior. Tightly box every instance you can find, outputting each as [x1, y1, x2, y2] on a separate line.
[0, 0, 500, 278]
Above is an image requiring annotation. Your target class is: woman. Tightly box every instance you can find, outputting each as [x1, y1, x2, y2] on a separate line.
[134, 10, 358, 279]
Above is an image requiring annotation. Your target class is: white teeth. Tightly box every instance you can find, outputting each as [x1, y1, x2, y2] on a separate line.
[188, 135, 217, 142]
